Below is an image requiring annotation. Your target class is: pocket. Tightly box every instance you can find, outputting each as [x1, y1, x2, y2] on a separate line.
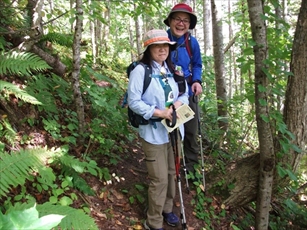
[144, 150, 157, 162]
[142, 140, 157, 162]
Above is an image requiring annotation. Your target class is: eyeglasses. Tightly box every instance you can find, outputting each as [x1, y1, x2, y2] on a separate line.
[172, 17, 190, 25]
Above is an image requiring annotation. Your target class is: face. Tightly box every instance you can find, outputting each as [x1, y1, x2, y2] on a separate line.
[169, 12, 190, 37]
[149, 43, 170, 65]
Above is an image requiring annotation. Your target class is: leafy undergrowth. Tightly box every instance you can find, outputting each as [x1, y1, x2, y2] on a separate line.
[0, 100, 243, 230]
[81, 138, 235, 230]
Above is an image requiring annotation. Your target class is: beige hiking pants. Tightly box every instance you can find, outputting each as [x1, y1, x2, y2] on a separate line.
[141, 134, 180, 229]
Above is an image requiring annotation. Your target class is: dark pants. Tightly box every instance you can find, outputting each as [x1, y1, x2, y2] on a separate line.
[183, 96, 199, 173]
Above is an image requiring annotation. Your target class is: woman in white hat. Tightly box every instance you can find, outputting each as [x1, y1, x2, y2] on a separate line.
[128, 29, 189, 230]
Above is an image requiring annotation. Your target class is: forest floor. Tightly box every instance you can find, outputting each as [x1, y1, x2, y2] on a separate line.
[1, 93, 243, 230]
[1, 82, 235, 230]
[83, 138, 233, 230]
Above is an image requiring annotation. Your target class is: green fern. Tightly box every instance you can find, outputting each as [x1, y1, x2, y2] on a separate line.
[0, 148, 54, 198]
[0, 117, 17, 147]
[0, 80, 42, 105]
[0, 36, 5, 51]
[1, 203, 65, 230]
[0, 51, 51, 76]
[6, 202, 99, 230]
[39, 203, 98, 230]
[61, 164, 95, 196]
[40, 32, 74, 48]
[53, 155, 98, 195]
[25, 73, 72, 114]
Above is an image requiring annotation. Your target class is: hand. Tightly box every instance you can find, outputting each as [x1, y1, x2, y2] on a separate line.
[192, 82, 202, 96]
[161, 107, 174, 121]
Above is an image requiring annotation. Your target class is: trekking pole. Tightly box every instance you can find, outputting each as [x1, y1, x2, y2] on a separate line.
[193, 95, 206, 191]
[170, 129, 188, 230]
[180, 143, 190, 193]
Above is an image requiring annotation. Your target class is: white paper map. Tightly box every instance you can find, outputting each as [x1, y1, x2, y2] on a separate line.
[161, 103, 195, 133]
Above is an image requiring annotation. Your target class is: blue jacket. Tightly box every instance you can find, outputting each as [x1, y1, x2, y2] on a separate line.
[128, 61, 189, 145]
[167, 29, 203, 96]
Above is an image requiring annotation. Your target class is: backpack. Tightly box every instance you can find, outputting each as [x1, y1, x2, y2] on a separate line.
[123, 61, 186, 128]
[125, 62, 152, 128]
[184, 32, 193, 59]
[174, 32, 193, 88]
[172, 32, 192, 94]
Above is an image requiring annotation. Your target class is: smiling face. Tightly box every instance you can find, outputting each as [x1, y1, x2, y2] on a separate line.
[169, 12, 191, 38]
[149, 43, 170, 65]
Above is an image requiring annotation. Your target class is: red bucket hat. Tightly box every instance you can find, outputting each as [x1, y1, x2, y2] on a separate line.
[163, 3, 197, 30]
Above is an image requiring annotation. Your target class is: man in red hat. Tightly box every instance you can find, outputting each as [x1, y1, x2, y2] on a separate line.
[164, 3, 203, 179]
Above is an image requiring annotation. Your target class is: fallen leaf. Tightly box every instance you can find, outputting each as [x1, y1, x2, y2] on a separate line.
[110, 189, 124, 199]
[130, 169, 138, 176]
[115, 220, 123, 225]
[99, 191, 104, 199]
[132, 224, 143, 230]
[123, 202, 131, 211]
[95, 212, 107, 219]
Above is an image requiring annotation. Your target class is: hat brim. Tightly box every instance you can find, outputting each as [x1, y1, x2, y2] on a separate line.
[164, 11, 197, 29]
[143, 41, 177, 53]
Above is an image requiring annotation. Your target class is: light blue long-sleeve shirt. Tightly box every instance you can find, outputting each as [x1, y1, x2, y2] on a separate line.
[128, 61, 189, 145]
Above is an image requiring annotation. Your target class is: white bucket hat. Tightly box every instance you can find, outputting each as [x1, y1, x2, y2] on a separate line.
[143, 29, 176, 52]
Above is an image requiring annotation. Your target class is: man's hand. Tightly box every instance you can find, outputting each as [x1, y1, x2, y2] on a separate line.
[191, 82, 202, 96]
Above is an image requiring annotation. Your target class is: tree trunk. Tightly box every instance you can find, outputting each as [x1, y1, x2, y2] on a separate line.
[207, 153, 260, 206]
[227, 0, 233, 99]
[203, 0, 211, 56]
[134, 3, 142, 56]
[72, 0, 85, 145]
[31, 45, 66, 77]
[103, 0, 110, 54]
[128, 19, 135, 62]
[207, 0, 307, 214]
[247, 1, 275, 229]
[211, 0, 228, 132]
[96, 19, 102, 58]
[89, 0, 96, 64]
[18, 0, 44, 52]
[283, 0, 307, 171]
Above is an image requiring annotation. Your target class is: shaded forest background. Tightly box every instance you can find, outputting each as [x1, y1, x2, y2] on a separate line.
[0, 0, 306, 230]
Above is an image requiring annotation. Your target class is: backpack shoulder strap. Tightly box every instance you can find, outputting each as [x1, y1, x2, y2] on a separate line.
[139, 62, 152, 94]
[185, 32, 193, 59]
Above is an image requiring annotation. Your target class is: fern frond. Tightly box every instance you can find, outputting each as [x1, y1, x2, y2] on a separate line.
[6, 202, 99, 230]
[53, 155, 97, 195]
[0, 148, 54, 198]
[0, 36, 5, 50]
[6, 202, 98, 230]
[40, 32, 73, 47]
[39, 203, 99, 230]
[25, 73, 72, 113]
[0, 117, 17, 146]
[0, 51, 51, 76]
[0, 80, 42, 105]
